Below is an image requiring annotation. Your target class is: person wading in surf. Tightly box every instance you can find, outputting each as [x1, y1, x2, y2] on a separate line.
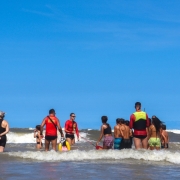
[96, 116, 114, 149]
[148, 116, 163, 150]
[40, 109, 64, 151]
[130, 102, 149, 149]
[114, 118, 123, 149]
[65, 113, 79, 146]
[120, 119, 131, 149]
[0, 111, 9, 152]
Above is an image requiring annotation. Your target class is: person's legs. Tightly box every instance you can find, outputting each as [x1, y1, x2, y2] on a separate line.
[133, 137, 142, 149]
[71, 138, 75, 145]
[51, 138, 57, 151]
[45, 139, 50, 151]
[155, 146, 160, 150]
[36, 143, 41, 149]
[0, 146, 4, 152]
[103, 145, 108, 149]
[141, 137, 148, 149]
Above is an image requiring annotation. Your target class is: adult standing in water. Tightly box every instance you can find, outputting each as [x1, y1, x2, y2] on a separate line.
[40, 109, 64, 151]
[65, 113, 79, 146]
[96, 116, 114, 149]
[0, 111, 9, 152]
[130, 102, 149, 149]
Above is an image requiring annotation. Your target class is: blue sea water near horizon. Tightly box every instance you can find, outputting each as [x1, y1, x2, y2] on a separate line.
[1, 128, 180, 179]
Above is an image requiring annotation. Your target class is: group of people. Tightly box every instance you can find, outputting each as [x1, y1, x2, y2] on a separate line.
[0, 102, 169, 152]
[97, 102, 169, 150]
[34, 109, 79, 151]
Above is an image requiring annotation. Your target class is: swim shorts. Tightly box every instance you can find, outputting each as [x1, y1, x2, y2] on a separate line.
[120, 139, 131, 149]
[148, 137, 161, 147]
[133, 135, 147, 139]
[65, 133, 75, 140]
[0, 135, 6, 147]
[45, 136, 57, 141]
[103, 136, 114, 148]
[114, 138, 122, 149]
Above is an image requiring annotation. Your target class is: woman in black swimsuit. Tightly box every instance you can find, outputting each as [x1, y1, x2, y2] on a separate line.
[34, 125, 43, 149]
[0, 111, 9, 152]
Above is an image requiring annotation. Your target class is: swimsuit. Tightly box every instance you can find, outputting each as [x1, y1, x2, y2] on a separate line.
[65, 133, 75, 140]
[103, 136, 114, 148]
[120, 139, 131, 149]
[103, 125, 111, 135]
[133, 135, 147, 139]
[148, 137, 161, 147]
[0, 119, 6, 147]
[45, 136, 57, 141]
[114, 138, 122, 149]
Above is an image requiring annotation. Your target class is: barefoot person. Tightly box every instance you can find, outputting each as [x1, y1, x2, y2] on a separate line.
[65, 113, 79, 146]
[0, 111, 9, 152]
[114, 118, 123, 149]
[96, 116, 114, 149]
[40, 109, 64, 151]
[130, 102, 149, 149]
[148, 116, 163, 150]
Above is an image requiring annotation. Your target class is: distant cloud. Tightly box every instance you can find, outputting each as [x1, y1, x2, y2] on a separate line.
[22, 8, 54, 17]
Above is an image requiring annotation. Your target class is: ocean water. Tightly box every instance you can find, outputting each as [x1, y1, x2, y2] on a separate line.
[1, 129, 180, 179]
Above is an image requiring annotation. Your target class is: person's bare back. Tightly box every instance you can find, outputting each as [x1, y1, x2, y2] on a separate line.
[114, 124, 122, 138]
[120, 124, 126, 138]
[123, 125, 130, 139]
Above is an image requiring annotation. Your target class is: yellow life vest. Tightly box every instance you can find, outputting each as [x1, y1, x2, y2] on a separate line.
[133, 111, 146, 122]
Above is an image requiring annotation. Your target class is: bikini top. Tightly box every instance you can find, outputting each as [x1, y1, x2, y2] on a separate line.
[0, 119, 6, 134]
[103, 124, 112, 135]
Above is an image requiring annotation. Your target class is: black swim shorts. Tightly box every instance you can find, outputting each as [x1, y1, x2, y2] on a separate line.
[0, 135, 7, 147]
[65, 133, 75, 140]
[45, 136, 57, 141]
[133, 135, 147, 139]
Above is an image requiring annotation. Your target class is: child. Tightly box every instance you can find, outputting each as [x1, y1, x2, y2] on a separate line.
[161, 124, 169, 149]
[59, 138, 70, 151]
[34, 125, 43, 149]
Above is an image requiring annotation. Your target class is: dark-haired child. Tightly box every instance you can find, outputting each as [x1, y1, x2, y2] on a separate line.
[34, 125, 43, 149]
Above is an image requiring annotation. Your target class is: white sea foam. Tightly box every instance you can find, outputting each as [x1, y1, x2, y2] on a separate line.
[167, 129, 180, 134]
[7, 149, 180, 164]
[6, 131, 88, 143]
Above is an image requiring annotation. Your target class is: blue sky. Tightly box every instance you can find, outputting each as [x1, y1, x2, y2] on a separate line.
[1, 0, 180, 129]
